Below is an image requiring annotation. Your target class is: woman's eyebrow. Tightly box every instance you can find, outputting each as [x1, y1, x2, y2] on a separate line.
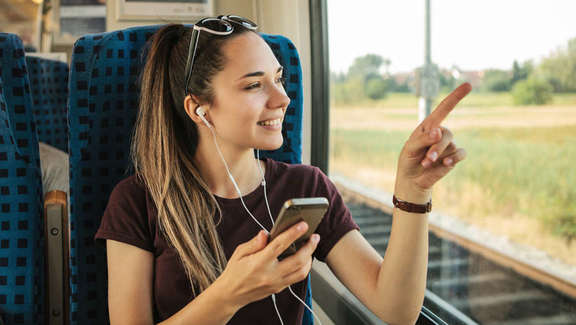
[237, 66, 283, 80]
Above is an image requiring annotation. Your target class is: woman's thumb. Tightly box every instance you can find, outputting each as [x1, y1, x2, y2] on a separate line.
[250, 230, 268, 251]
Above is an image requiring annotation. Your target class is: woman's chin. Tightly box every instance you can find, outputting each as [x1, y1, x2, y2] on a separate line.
[256, 137, 284, 151]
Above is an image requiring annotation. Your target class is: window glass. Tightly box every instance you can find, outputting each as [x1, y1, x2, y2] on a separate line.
[328, 0, 576, 323]
[59, 0, 106, 39]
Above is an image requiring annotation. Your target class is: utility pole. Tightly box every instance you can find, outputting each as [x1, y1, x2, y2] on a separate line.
[419, 0, 439, 122]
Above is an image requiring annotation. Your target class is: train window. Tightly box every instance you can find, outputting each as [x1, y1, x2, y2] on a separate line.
[326, 0, 576, 323]
[55, 0, 106, 43]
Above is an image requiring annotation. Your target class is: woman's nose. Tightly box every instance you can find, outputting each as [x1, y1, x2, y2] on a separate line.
[267, 83, 291, 110]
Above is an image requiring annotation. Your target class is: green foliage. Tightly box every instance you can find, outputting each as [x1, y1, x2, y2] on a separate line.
[476, 60, 532, 93]
[438, 71, 456, 92]
[512, 60, 533, 85]
[365, 76, 388, 100]
[348, 54, 390, 78]
[331, 54, 392, 105]
[331, 76, 368, 104]
[388, 78, 412, 93]
[537, 37, 576, 92]
[482, 69, 512, 92]
[512, 77, 553, 105]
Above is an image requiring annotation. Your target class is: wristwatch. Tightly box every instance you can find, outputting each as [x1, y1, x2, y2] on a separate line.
[393, 195, 432, 214]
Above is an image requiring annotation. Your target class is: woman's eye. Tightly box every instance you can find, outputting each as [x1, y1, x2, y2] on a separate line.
[276, 76, 286, 85]
[245, 82, 261, 90]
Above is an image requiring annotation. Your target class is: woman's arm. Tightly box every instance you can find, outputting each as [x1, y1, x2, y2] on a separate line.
[325, 84, 471, 325]
[106, 240, 240, 325]
[325, 212, 427, 325]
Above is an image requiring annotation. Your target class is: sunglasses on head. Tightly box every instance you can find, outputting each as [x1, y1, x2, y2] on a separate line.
[184, 15, 258, 95]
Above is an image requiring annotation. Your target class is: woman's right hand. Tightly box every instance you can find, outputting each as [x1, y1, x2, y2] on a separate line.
[215, 221, 320, 309]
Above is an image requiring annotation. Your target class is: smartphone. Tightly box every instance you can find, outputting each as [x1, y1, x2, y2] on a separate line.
[268, 197, 329, 260]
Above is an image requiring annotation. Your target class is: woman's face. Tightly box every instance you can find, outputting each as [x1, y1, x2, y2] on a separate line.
[206, 32, 290, 151]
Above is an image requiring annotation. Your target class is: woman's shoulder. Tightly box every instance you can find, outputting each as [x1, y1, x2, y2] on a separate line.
[96, 174, 156, 253]
[113, 174, 146, 193]
[106, 174, 150, 207]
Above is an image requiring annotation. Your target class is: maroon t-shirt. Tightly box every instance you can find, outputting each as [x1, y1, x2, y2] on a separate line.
[95, 158, 359, 324]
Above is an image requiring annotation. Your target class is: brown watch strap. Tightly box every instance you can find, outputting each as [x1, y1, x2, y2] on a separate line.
[393, 195, 432, 213]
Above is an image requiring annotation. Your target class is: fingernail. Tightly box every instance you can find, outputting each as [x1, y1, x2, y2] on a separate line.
[297, 222, 307, 231]
[444, 158, 453, 165]
[429, 128, 438, 139]
[312, 234, 320, 244]
[421, 159, 431, 168]
[428, 151, 438, 161]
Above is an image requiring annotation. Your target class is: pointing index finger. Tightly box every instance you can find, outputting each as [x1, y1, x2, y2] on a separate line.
[426, 82, 472, 129]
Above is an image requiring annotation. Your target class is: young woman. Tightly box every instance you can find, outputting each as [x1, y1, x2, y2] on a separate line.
[95, 16, 470, 325]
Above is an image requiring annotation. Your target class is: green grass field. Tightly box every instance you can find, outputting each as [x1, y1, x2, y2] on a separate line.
[330, 127, 576, 241]
[330, 92, 576, 249]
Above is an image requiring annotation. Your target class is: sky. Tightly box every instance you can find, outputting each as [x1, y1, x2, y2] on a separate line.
[328, 0, 576, 74]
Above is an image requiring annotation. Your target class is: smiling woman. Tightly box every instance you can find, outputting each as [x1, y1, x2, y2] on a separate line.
[94, 21, 338, 325]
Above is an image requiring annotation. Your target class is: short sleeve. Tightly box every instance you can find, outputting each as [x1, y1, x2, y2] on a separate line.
[94, 176, 154, 253]
[311, 168, 360, 262]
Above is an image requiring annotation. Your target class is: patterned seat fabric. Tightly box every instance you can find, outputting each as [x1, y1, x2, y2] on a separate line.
[0, 34, 45, 325]
[26, 56, 69, 153]
[68, 25, 307, 324]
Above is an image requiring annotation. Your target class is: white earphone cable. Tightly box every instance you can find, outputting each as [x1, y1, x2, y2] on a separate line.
[206, 122, 322, 325]
[257, 149, 323, 325]
[207, 125, 269, 233]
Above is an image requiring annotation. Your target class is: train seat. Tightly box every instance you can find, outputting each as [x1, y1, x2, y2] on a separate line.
[0, 33, 45, 325]
[67, 25, 310, 324]
[25, 55, 69, 153]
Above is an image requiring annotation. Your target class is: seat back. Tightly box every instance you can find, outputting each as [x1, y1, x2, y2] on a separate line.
[68, 25, 307, 324]
[0, 33, 45, 325]
[26, 56, 69, 153]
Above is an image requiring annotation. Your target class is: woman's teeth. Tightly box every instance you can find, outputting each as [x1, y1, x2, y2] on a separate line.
[258, 118, 282, 126]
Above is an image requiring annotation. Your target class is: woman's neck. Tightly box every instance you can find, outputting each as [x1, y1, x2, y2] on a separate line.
[194, 140, 264, 199]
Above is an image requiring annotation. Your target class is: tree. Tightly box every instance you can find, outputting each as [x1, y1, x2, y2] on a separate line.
[511, 60, 533, 85]
[512, 76, 553, 105]
[482, 69, 512, 92]
[537, 37, 576, 92]
[365, 76, 388, 100]
[330, 54, 392, 104]
[348, 54, 389, 80]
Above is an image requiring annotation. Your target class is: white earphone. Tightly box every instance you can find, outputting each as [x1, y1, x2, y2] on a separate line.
[195, 105, 212, 128]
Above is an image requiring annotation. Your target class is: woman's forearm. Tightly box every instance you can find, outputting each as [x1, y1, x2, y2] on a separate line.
[158, 278, 241, 325]
[375, 187, 430, 325]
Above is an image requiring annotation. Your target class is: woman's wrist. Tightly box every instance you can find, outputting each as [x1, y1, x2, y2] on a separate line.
[210, 277, 243, 317]
[393, 181, 432, 205]
[206, 278, 244, 316]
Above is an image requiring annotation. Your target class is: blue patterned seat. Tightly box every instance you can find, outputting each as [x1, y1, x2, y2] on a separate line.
[0, 33, 45, 325]
[68, 25, 311, 324]
[26, 56, 69, 153]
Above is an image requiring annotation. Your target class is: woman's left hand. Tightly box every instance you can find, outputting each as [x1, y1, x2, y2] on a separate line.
[394, 83, 472, 202]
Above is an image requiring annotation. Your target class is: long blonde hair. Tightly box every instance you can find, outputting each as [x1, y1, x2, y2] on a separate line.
[131, 23, 252, 295]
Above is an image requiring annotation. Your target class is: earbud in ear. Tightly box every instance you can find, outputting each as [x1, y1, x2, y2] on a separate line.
[195, 106, 205, 117]
[195, 106, 212, 128]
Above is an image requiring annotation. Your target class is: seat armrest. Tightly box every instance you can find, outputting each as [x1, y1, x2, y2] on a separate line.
[44, 190, 70, 325]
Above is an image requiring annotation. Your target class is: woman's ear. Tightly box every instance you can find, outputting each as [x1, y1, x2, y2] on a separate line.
[184, 94, 211, 126]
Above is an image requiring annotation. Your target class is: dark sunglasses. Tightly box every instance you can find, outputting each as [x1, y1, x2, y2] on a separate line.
[184, 15, 258, 95]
